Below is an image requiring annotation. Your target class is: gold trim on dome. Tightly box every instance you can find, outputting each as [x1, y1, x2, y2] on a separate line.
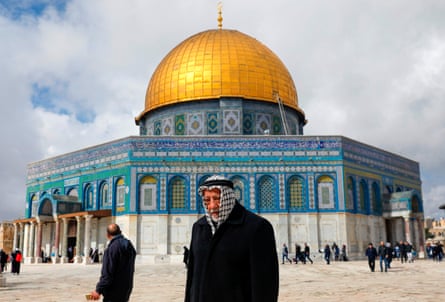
[136, 29, 304, 122]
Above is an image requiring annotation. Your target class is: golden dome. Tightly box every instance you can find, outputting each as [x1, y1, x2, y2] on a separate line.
[137, 29, 304, 121]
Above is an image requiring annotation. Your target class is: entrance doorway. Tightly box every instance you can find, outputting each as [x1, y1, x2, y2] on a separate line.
[67, 237, 76, 263]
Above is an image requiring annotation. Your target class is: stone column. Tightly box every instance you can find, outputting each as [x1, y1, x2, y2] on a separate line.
[52, 219, 60, 264]
[35, 222, 43, 263]
[417, 218, 425, 257]
[19, 223, 25, 252]
[23, 223, 30, 262]
[83, 215, 93, 264]
[74, 216, 82, 263]
[61, 218, 69, 263]
[28, 222, 36, 263]
[29, 222, 36, 263]
[12, 223, 18, 250]
[403, 216, 411, 243]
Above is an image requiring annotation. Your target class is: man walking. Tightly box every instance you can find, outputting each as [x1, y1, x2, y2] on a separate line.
[90, 223, 136, 302]
[185, 175, 279, 302]
[365, 243, 378, 272]
[378, 241, 388, 272]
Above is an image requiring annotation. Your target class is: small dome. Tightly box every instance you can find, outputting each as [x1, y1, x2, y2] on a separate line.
[136, 29, 304, 122]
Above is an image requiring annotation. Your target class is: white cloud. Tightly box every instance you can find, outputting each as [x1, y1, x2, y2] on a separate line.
[1, 0, 445, 220]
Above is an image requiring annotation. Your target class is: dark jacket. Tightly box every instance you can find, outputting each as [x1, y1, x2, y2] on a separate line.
[365, 247, 378, 260]
[96, 234, 136, 302]
[185, 202, 279, 302]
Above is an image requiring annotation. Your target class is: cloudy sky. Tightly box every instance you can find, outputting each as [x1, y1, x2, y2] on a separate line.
[1, 0, 444, 221]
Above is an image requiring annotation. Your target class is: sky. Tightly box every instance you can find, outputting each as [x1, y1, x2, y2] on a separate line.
[1, 0, 445, 221]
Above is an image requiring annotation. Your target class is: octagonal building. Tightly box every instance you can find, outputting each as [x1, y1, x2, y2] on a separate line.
[13, 18, 425, 263]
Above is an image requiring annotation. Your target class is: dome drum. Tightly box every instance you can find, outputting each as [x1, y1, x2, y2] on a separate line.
[138, 97, 305, 136]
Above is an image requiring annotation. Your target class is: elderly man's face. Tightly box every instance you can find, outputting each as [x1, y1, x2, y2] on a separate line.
[203, 188, 221, 221]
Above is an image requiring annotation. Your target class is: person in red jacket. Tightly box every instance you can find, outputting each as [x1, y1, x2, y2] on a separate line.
[185, 175, 279, 302]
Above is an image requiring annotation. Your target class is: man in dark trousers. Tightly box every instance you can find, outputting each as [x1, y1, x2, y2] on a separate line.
[185, 175, 279, 302]
[90, 223, 136, 302]
[365, 242, 378, 272]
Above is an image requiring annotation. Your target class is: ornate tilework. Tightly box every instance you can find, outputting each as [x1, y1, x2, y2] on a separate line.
[255, 113, 271, 134]
[187, 113, 204, 135]
[162, 117, 173, 135]
[223, 110, 240, 134]
[154, 121, 161, 136]
[146, 124, 153, 136]
[175, 114, 185, 135]
[243, 113, 253, 134]
[272, 116, 281, 135]
[207, 112, 219, 134]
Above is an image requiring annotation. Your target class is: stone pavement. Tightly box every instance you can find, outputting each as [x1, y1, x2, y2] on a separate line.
[0, 258, 443, 301]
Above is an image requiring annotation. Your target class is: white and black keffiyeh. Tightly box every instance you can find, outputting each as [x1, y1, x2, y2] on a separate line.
[198, 175, 236, 235]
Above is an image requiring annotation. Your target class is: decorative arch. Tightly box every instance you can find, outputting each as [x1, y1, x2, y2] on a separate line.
[359, 179, 368, 212]
[99, 181, 110, 208]
[197, 175, 212, 213]
[84, 183, 94, 209]
[288, 175, 304, 210]
[115, 178, 126, 207]
[411, 194, 421, 213]
[258, 175, 277, 212]
[39, 198, 53, 216]
[346, 176, 355, 210]
[317, 175, 335, 209]
[67, 187, 78, 197]
[30, 193, 39, 217]
[371, 182, 381, 214]
[231, 176, 247, 207]
[139, 175, 157, 211]
[168, 176, 187, 212]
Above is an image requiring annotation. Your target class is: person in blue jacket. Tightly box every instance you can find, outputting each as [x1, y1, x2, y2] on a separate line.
[185, 175, 279, 302]
[90, 223, 136, 302]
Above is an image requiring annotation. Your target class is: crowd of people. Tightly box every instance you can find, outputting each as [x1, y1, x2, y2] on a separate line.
[280, 242, 348, 265]
[365, 240, 423, 272]
[0, 248, 22, 275]
[425, 241, 444, 261]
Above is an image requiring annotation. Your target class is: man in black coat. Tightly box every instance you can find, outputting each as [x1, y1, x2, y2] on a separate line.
[365, 242, 378, 272]
[90, 223, 136, 302]
[185, 175, 279, 302]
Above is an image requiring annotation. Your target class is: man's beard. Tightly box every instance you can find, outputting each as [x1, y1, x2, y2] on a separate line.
[209, 211, 219, 222]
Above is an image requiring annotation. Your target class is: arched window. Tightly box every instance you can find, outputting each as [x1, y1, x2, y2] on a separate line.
[258, 176, 276, 211]
[371, 182, 381, 213]
[317, 176, 335, 209]
[100, 182, 110, 208]
[67, 188, 78, 197]
[384, 185, 393, 194]
[116, 178, 126, 206]
[346, 176, 355, 210]
[140, 176, 157, 210]
[40, 199, 53, 216]
[196, 175, 212, 213]
[232, 176, 245, 206]
[411, 195, 420, 213]
[84, 184, 94, 209]
[169, 177, 186, 210]
[359, 180, 367, 212]
[31, 194, 38, 217]
[288, 176, 304, 210]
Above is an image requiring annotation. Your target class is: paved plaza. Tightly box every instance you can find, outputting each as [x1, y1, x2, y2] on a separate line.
[0, 258, 443, 301]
